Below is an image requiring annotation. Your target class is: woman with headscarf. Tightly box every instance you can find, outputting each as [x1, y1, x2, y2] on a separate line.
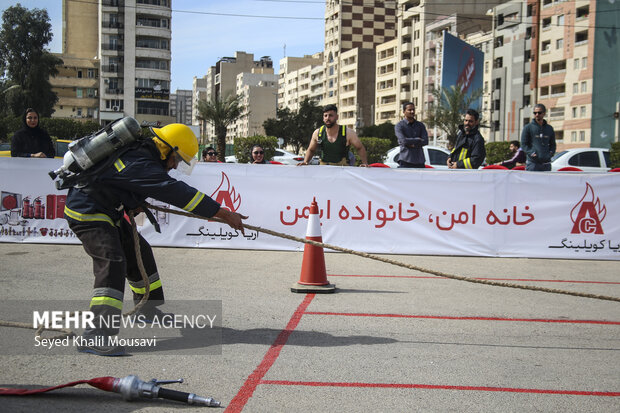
[11, 108, 55, 158]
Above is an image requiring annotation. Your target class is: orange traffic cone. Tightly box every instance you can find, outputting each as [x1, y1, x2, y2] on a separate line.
[291, 198, 336, 293]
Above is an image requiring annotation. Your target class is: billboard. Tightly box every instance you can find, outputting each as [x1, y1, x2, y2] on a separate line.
[441, 31, 484, 110]
[591, 0, 620, 148]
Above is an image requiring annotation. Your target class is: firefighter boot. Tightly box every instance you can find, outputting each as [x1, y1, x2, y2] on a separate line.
[77, 327, 126, 356]
[77, 309, 125, 356]
[131, 299, 173, 324]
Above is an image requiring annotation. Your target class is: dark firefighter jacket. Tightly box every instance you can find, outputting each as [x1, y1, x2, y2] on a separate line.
[65, 140, 220, 226]
[448, 124, 486, 169]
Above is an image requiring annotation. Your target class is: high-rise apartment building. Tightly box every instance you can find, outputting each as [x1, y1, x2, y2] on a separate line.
[169, 89, 192, 125]
[234, 72, 278, 137]
[278, 54, 323, 111]
[322, 0, 397, 128]
[202, 52, 275, 142]
[56, 0, 173, 126]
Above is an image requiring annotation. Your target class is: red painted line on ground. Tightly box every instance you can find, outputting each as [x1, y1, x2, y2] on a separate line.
[304, 311, 620, 325]
[260, 380, 620, 397]
[328, 274, 620, 284]
[225, 294, 315, 413]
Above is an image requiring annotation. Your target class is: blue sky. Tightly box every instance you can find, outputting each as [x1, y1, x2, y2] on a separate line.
[0, 0, 325, 91]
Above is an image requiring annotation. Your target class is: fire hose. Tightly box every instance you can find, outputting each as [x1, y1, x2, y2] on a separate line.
[0, 375, 220, 406]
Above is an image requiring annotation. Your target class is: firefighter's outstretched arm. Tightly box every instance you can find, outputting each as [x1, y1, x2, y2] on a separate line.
[214, 208, 247, 235]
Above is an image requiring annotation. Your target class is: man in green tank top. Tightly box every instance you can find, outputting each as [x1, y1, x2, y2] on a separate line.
[299, 104, 368, 167]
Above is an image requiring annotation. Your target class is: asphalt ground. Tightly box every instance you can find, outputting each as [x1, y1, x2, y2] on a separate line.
[0, 243, 618, 412]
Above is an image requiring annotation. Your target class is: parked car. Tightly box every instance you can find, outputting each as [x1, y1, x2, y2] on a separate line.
[382, 145, 451, 169]
[0, 139, 72, 158]
[272, 149, 304, 165]
[551, 148, 610, 172]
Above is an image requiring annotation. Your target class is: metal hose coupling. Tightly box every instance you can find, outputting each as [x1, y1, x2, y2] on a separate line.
[114, 374, 221, 407]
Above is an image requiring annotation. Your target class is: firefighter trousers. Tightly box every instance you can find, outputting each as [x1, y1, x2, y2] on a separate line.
[70, 219, 165, 332]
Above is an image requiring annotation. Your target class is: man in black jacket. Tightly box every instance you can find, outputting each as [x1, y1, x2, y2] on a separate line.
[447, 109, 486, 169]
[65, 122, 246, 356]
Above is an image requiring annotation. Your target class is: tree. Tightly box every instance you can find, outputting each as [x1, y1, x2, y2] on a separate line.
[263, 98, 322, 153]
[292, 99, 323, 153]
[425, 85, 483, 148]
[0, 4, 62, 117]
[359, 121, 397, 146]
[196, 94, 245, 162]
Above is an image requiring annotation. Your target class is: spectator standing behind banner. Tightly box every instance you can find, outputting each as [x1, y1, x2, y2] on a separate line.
[394, 102, 428, 168]
[496, 140, 526, 169]
[447, 109, 486, 169]
[299, 104, 368, 166]
[11, 108, 55, 158]
[521, 103, 556, 172]
[250, 144, 268, 164]
[202, 146, 220, 162]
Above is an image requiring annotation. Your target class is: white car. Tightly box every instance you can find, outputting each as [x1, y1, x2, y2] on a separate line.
[225, 149, 304, 165]
[551, 148, 610, 172]
[382, 145, 451, 169]
[271, 149, 304, 165]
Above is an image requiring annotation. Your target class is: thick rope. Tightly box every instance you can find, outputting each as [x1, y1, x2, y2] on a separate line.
[145, 203, 620, 303]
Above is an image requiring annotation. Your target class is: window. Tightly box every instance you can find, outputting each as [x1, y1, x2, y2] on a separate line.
[580, 106, 586, 117]
[549, 106, 565, 118]
[557, 15, 564, 26]
[573, 83, 579, 94]
[572, 107, 578, 118]
[579, 131, 586, 142]
[575, 31, 588, 45]
[485, 61, 489, 73]
[493, 57, 503, 68]
[494, 36, 503, 48]
[582, 57, 588, 69]
[525, 27, 532, 40]
[556, 38, 563, 49]
[541, 40, 551, 52]
[551, 84, 565, 96]
[540, 86, 549, 97]
[76, 88, 83, 98]
[541, 63, 550, 74]
[524, 72, 531, 83]
[574, 59, 580, 70]
[542, 17, 552, 29]
[87, 69, 96, 78]
[494, 78, 501, 90]
[77, 70, 83, 78]
[569, 150, 600, 167]
[552, 60, 566, 72]
[571, 131, 577, 142]
[576, 5, 589, 19]
[581, 81, 587, 93]
[523, 95, 530, 106]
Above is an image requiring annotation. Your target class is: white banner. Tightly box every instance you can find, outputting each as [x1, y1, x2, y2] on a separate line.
[1, 157, 619, 260]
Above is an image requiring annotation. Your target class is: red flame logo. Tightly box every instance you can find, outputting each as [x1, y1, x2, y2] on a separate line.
[570, 183, 606, 234]
[210, 172, 241, 212]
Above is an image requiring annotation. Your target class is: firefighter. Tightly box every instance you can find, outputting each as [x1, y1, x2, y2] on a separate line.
[64, 123, 246, 356]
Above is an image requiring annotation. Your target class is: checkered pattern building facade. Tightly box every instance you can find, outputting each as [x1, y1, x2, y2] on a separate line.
[337, 1, 397, 51]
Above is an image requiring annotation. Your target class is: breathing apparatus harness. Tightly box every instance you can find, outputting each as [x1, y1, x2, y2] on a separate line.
[48, 116, 161, 232]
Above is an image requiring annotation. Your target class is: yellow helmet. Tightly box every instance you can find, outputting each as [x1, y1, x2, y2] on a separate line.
[150, 123, 198, 164]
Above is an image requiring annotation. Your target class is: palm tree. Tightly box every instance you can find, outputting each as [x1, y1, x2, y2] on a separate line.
[425, 85, 483, 148]
[197, 94, 245, 162]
